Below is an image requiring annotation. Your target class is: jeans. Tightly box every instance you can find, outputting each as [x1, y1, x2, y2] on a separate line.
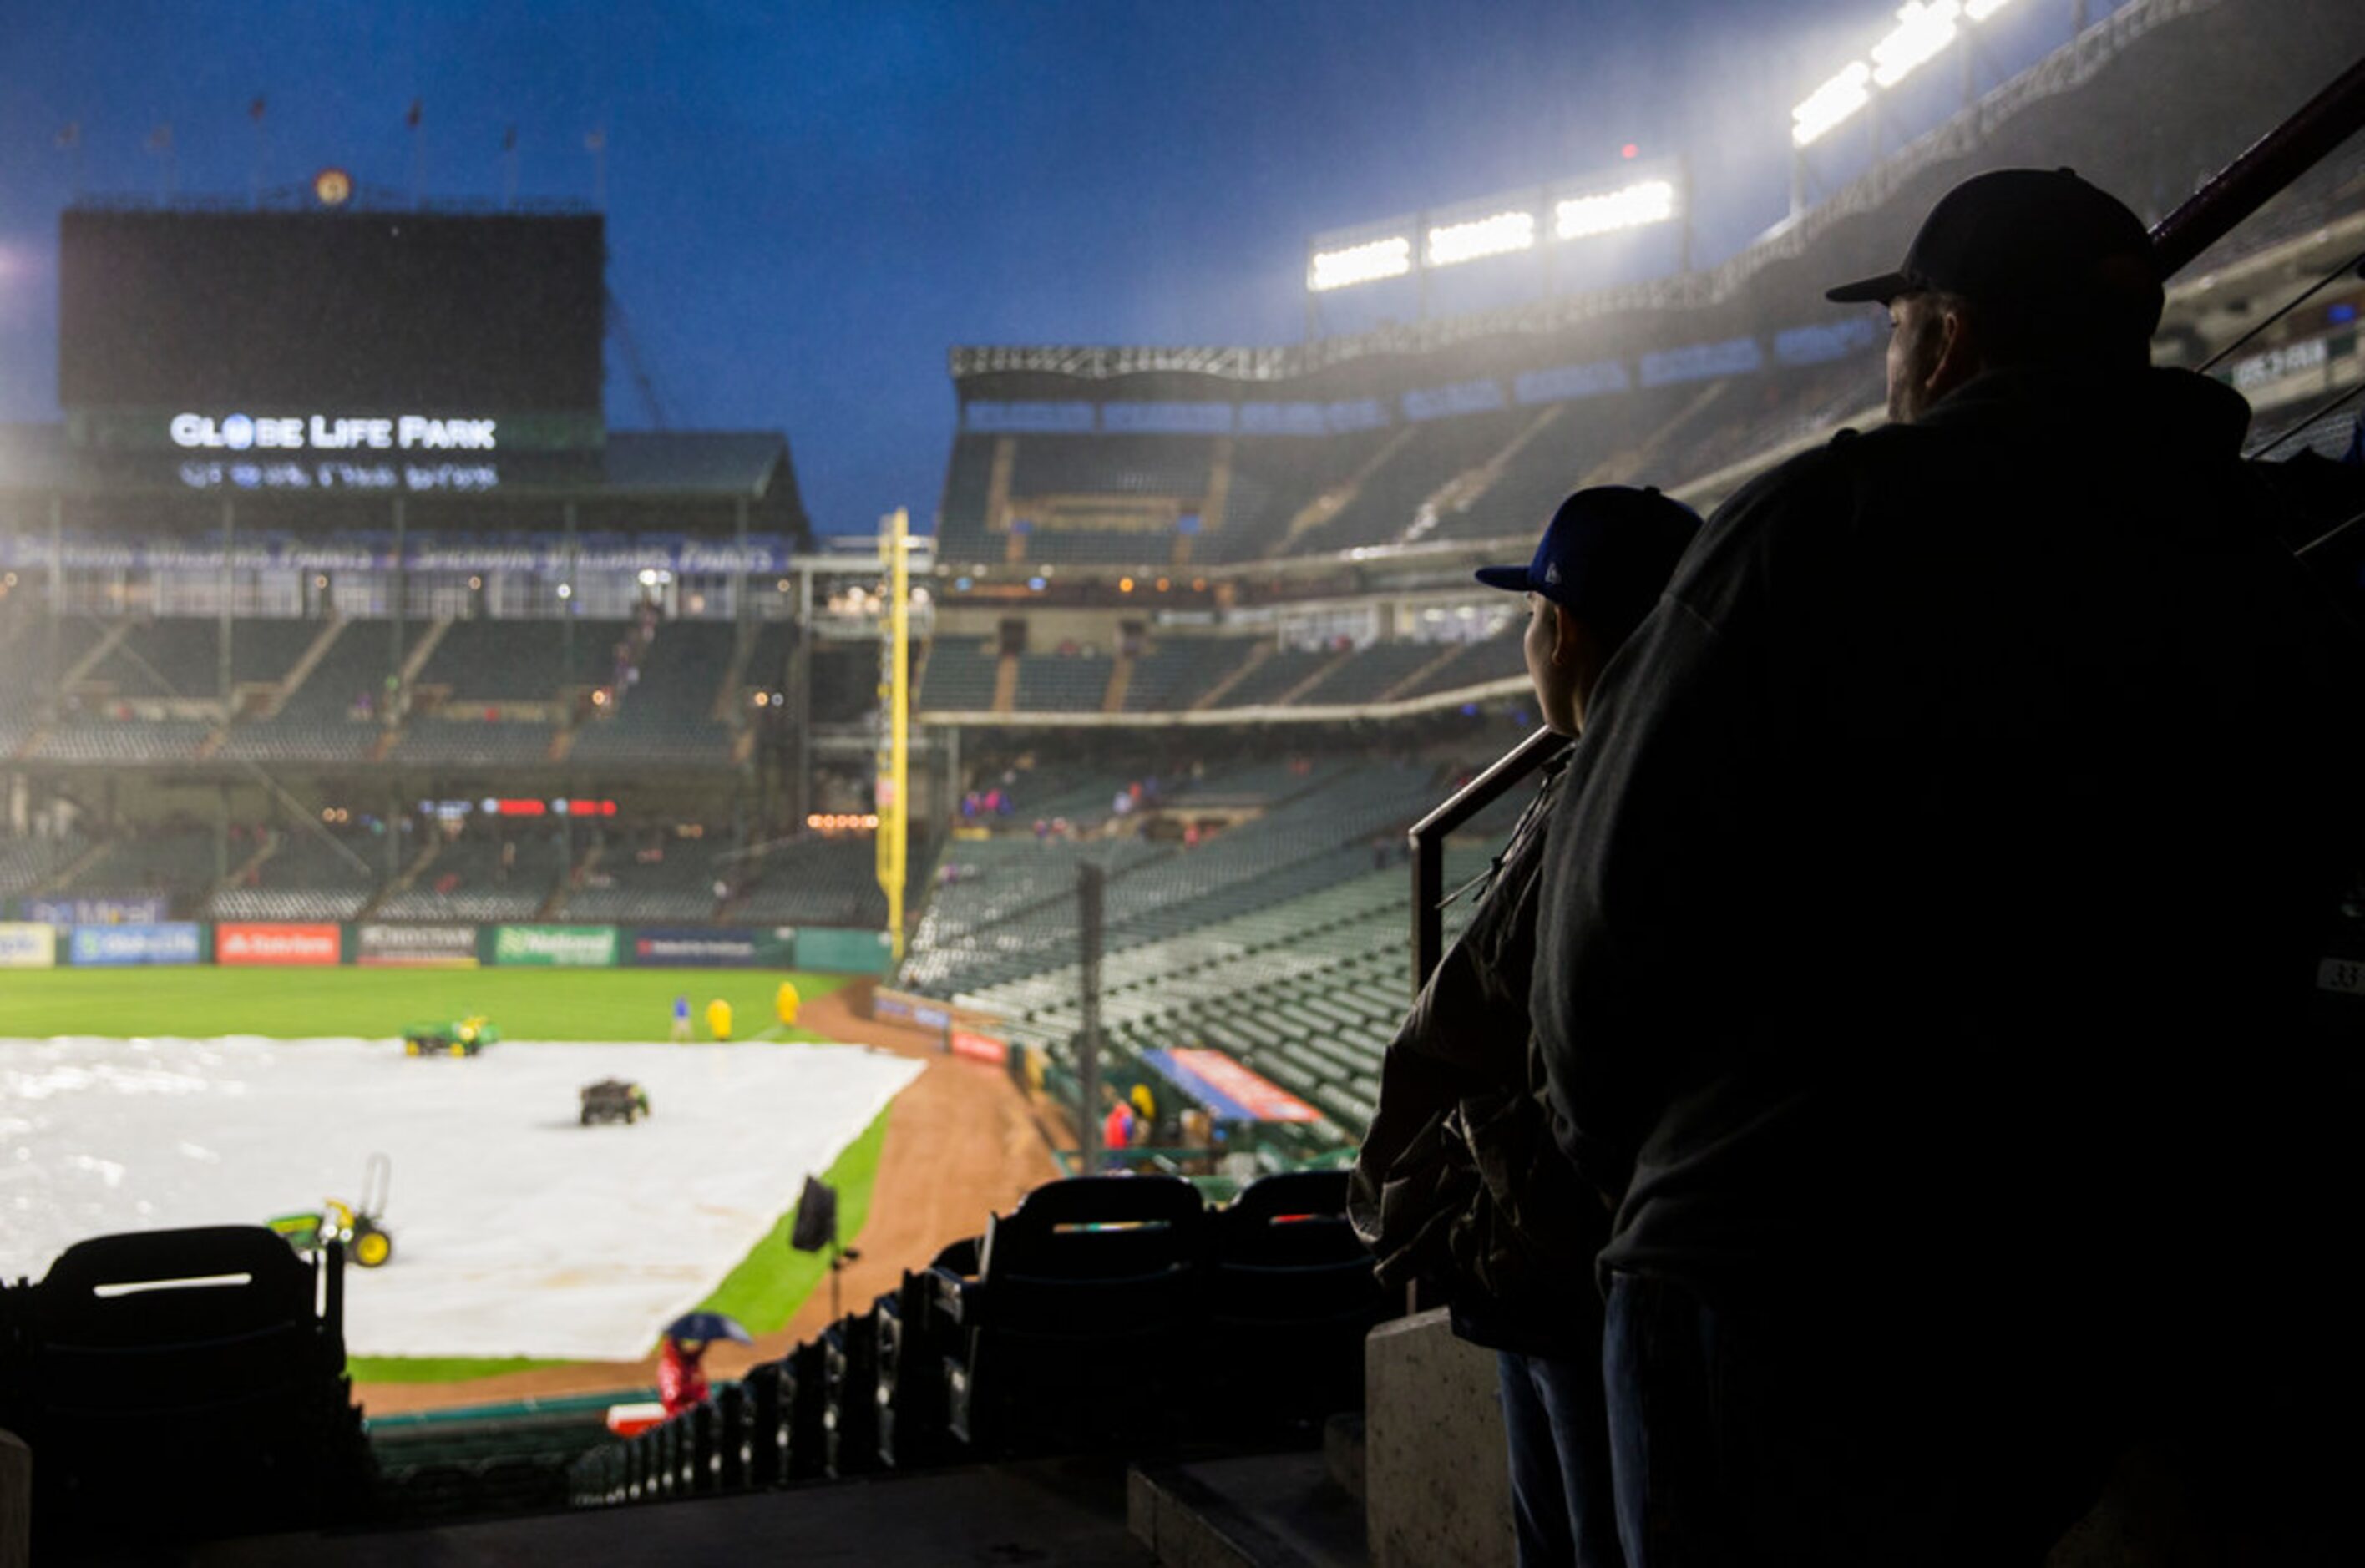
[1498, 1351, 1621, 1568]
[1600, 1272, 2109, 1567]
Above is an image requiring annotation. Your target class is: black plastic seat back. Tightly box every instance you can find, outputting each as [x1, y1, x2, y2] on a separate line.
[778, 1338, 829, 1482]
[1202, 1168, 1392, 1431]
[714, 1380, 749, 1490]
[951, 1176, 1208, 1454]
[9, 1226, 361, 1550]
[822, 1308, 884, 1478]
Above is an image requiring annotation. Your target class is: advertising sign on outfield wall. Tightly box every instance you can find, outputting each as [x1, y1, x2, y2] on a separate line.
[491, 924, 620, 968]
[356, 923, 481, 968]
[627, 928, 793, 969]
[869, 987, 954, 1032]
[20, 895, 170, 928]
[0, 922, 58, 969]
[68, 923, 205, 968]
[215, 923, 344, 966]
[949, 1028, 1010, 1066]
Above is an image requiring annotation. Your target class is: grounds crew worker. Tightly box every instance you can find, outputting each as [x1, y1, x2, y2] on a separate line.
[705, 998, 732, 1043]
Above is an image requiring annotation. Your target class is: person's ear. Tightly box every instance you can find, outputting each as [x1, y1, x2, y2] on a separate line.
[1927, 302, 1983, 400]
[1550, 602, 1580, 668]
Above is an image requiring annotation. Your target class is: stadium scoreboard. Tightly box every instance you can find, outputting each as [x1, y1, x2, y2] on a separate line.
[58, 209, 605, 453]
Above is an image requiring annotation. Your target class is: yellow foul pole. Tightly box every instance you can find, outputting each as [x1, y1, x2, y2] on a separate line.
[875, 510, 910, 960]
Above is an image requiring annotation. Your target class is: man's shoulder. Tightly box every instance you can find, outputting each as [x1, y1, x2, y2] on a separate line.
[1682, 425, 1908, 574]
[1718, 418, 1940, 517]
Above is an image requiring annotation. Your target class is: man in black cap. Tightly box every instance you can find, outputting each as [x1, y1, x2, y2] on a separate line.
[1529, 169, 2359, 1561]
[1353, 485, 1699, 1568]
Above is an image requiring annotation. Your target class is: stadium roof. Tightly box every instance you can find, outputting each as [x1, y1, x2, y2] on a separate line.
[949, 0, 2365, 404]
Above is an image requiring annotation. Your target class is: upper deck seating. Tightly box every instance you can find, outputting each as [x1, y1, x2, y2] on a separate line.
[217, 619, 387, 764]
[1122, 640, 1258, 711]
[570, 620, 735, 764]
[1013, 653, 1112, 711]
[917, 640, 1000, 711]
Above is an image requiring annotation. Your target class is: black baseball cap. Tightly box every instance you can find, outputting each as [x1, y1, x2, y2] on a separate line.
[1475, 485, 1700, 628]
[1825, 167, 2163, 335]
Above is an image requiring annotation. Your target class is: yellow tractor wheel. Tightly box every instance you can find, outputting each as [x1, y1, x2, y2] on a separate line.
[353, 1228, 393, 1268]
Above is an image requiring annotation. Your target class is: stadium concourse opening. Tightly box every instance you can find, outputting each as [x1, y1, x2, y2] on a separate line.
[7, 0, 2365, 1560]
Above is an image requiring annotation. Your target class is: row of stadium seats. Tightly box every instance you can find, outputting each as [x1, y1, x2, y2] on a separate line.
[4, 815, 908, 926]
[0, 831, 88, 896]
[566, 1169, 1390, 1511]
[929, 353, 1888, 570]
[965, 852, 1500, 1143]
[917, 627, 1526, 714]
[0, 610, 764, 766]
[903, 761, 1445, 999]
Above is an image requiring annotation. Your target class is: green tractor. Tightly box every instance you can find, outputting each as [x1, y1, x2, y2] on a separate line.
[270, 1154, 395, 1269]
[403, 1014, 499, 1057]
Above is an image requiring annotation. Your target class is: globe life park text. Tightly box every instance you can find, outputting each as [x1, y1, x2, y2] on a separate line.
[169, 412, 500, 453]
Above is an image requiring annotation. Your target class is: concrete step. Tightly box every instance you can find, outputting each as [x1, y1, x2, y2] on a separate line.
[203, 1459, 1152, 1566]
[1128, 1449, 1366, 1568]
[1322, 1415, 1365, 1506]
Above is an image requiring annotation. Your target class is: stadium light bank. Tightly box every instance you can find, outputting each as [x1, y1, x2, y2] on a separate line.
[1790, 0, 2021, 205]
[1305, 157, 1689, 312]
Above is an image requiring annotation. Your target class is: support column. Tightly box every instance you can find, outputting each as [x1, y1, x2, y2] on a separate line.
[787, 559, 813, 835]
[732, 496, 753, 670]
[215, 782, 231, 887]
[1077, 861, 1104, 1175]
[387, 787, 403, 884]
[219, 498, 237, 706]
[48, 495, 63, 695]
[389, 498, 407, 725]
[562, 501, 578, 684]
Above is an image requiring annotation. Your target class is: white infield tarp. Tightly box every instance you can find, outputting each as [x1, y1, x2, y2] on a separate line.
[0, 1037, 921, 1361]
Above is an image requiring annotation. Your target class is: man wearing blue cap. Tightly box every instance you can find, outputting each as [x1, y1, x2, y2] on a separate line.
[1353, 484, 1699, 1568]
[1531, 169, 2360, 1560]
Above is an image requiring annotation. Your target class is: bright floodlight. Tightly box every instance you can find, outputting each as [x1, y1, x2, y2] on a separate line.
[1554, 179, 1678, 240]
[1308, 235, 1413, 292]
[1871, 1, 1962, 89]
[1965, 0, 2013, 17]
[1426, 209, 1537, 268]
[1793, 61, 1873, 146]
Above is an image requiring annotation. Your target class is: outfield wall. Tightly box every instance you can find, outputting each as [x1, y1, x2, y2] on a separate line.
[0, 917, 894, 975]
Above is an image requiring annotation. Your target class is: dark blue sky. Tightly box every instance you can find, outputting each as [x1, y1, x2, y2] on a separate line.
[0, 2, 2088, 534]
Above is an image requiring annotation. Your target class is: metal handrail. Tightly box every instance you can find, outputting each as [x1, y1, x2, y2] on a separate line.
[1404, 48, 2365, 989]
[1406, 726, 1567, 986]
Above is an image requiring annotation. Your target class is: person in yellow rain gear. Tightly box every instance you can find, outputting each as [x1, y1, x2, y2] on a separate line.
[1128, 1084, 1157, 1144]
[706, 997, 733, 1042]
[775, 980, 800, 1028]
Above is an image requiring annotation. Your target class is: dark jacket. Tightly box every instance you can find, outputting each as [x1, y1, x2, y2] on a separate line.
[1529, 365, 2362, 1309]
[1350, 751, 1605, 1354]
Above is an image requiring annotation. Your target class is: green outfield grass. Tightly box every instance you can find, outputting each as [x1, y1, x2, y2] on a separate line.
[0, 966, 854, 1043]
[347, 1103, 894, 1383]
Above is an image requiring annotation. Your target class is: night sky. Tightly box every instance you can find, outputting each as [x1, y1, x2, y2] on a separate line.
[0, 2, 2094, 534]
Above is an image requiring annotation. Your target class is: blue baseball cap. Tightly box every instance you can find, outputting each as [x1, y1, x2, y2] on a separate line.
[1474, 485, 1701, 629]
